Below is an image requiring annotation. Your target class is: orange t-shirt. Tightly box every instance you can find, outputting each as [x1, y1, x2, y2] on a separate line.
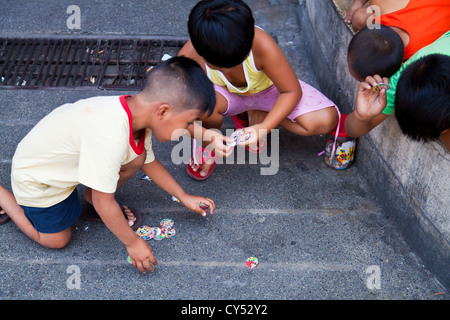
[380, 0, 450, 60]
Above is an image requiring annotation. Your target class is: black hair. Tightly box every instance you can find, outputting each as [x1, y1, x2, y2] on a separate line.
[395, 54, 450, 142]
[348, 25, 404, 80]
[141, 56, 216, 117]
[188, 0, 255, 68]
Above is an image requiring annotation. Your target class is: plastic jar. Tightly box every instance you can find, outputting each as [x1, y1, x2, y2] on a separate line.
[324, 114, 356, 170]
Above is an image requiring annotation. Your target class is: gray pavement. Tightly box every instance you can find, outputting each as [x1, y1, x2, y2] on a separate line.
[0, 0, 447, 301]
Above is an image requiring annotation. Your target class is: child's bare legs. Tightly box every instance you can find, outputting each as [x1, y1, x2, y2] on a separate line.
[0, 184, 71, 249]
[248, 106, 339, 137]
[343, 0, 369, 25]
[188, 93, 226, 177]
[351, 0, 380, 32]
[0, 153, 146, 249]
[188, 112, 224, 177]
[285, 106, 339, 136]
[84, 151, 146, 224]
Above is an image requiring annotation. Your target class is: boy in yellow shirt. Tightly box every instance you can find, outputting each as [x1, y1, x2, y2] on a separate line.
[0, 56, 216, 273]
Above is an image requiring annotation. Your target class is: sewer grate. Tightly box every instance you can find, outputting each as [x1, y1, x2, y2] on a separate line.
[0, 35, 187, 90]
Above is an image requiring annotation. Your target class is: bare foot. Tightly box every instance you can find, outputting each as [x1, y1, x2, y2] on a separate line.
[188, 157, 215, 178]
[343, 0, 367, 24]
[83, 188, 136, 225]
[121, 205, 137, 227]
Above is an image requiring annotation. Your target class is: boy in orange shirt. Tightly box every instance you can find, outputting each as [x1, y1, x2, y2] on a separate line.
[345, 0, 450, 80]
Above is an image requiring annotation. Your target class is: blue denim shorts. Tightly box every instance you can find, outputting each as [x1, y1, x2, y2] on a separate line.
[21, 187, 81, 234]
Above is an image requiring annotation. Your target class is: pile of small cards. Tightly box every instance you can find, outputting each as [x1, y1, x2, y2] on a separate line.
[226, 129, 251, 147]
[135, 218, 176, 241]
[127, 219, 176, 264]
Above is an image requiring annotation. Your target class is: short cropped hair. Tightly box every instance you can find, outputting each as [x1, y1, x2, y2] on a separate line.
[141, 56, 216, 117]
[188, 0, 255, 68]
[395, 54, 450, 142]
[348, 25, 404, 80]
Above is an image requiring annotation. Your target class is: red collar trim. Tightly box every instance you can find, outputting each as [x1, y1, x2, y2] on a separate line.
[119, 95, 145, 155]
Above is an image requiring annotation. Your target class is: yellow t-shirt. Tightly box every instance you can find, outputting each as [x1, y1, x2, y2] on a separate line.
[11, 95, 155, 207]
[206, 50, 273, 96]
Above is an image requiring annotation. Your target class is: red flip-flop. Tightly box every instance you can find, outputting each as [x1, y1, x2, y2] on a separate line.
[186, 141, 217, 181]
[232, 113, 249, 129]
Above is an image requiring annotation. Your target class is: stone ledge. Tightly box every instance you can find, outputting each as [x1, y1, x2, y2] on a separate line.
[297, 0, 450, 289]
[331, 0, 356, 34]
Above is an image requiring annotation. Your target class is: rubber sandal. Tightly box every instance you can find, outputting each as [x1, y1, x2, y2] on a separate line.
[186, 140, 217, 181]
[79, 202, 143, 231]
[232, 113, 249, 129]
[0, 207, 10, 225]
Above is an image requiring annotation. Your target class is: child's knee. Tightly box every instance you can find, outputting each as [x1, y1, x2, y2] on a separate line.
[46, 238, 70, 249]
[351, 8, 371, 31]
[248, 110, 268, 125]
[39, 229, 71, 249]
[296, 107, 339, 135]
[322, 107, 340, 132]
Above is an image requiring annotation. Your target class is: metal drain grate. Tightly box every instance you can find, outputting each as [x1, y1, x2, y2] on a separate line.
[0, 35, 187, 90]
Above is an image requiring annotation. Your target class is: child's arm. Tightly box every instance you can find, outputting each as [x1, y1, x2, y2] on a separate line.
[187, 122, 234, 158]
[179, 42, 234, 157]
[178, 40, 207, 72]
[345, 75, 390, 137]
[142, 158, 215, 216]
[91, 189, 157, 273]
[244, 28, 302, 143]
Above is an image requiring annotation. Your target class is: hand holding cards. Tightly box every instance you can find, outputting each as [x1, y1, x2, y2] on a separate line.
[226, 129, 251, 147]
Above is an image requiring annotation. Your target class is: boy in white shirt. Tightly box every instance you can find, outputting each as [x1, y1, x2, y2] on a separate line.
[0, 56, 216, 273]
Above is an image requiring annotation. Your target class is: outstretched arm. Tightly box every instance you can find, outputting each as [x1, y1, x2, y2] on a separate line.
[345, 75, 390, 137]
[243, 28, 302, 145]
[91, 189, 157, 273]
[142, 158, 215, 216]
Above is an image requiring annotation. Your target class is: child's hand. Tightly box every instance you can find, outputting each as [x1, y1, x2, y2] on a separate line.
[239, 124, 269, 147]
[126, 237, 158, 273]
[179, 194, 215, 217]
[203, 129, 234, 158]
[355, 75, 389, 122]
